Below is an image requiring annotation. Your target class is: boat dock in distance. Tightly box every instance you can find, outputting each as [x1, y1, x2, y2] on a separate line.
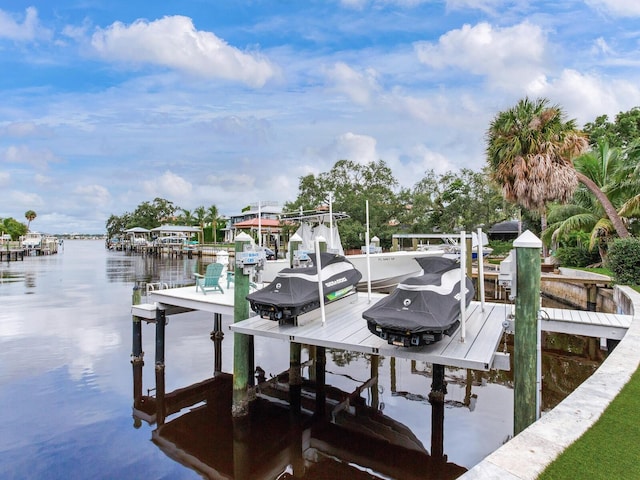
[132, 285, 632, 372]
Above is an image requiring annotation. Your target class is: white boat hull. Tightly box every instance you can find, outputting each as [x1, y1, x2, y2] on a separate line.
[260, 249, 444, 293]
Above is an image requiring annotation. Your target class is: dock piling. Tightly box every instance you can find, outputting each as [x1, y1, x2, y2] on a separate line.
[232, 233, 253, 418]
[211, 313, 223, 375]
[513, 231, 542, 435]
[155, 309, 166, 368]
[131, 285, 143, 361]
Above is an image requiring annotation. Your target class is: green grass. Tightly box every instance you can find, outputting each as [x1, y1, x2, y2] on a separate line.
[570, 266, 613, 277]
[538, 365, 640, 480]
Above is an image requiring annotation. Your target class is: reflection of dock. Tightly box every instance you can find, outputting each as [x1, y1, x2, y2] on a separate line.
[135, 369, 467, 480]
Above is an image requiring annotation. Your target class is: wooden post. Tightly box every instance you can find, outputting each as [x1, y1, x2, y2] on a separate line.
[513, 230, 542, 435]
[288, 234, 307, 390]
[289, 341, 302, 418]
[155, 362, 166, 426]
[233, 232, 253, 418]
[289, 234, 302, 268]
[586, 285, 598, 311]
[131, 283, 144, 427]
[131, 284, 143, 362]
[233, 416, 251, 480]
[315, 346, 326, 418]
[370, 355, 379, 410]
[211, 313, 223, 376]
[429, 364, 447, 463]
[155, 308, 166, 368]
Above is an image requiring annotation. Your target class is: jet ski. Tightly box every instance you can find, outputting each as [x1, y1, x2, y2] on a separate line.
[247, 252, 362, 321]
[363, 256, 474, 347]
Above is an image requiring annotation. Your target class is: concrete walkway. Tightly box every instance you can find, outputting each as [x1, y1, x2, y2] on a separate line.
[459, 285, 640, 479]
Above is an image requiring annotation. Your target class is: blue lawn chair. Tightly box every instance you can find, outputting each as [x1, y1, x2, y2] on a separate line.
[194, 262, 224, 295]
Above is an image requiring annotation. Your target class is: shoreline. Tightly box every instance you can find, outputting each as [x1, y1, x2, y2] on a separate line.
[459, 285, 640, 479]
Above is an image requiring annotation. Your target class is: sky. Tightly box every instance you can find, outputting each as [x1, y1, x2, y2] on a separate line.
[1, 0, 640, 234]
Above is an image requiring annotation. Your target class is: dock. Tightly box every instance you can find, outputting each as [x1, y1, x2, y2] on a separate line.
[132, 285, 633, 372]
[0, 248, 25, 261]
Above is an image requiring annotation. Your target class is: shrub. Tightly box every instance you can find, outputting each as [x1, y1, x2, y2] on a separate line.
[554, 246, 600, 268]
[488, 240, 513, 257]
[606, 237, 640, 285]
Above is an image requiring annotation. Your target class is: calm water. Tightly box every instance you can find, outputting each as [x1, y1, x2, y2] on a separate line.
[0, 241, 597, 479]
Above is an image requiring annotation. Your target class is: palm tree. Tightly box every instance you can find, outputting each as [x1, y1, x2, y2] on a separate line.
[207, 205, 219, 244]
[486, 97, 630, 240]
[194, 206, 206, 243]
[194, 206, 206, 229]
[181, 209, 194, 225]
[544, 139, 640, 261]
[24, 210, 37, 231]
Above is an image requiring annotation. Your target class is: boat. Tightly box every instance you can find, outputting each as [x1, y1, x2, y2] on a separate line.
[412, 232, 493, 260]
[21, 232, 43, 249]
[362, 256, 474, 347]
[259, 211, 445, 292]
[247, 252, 362, 321]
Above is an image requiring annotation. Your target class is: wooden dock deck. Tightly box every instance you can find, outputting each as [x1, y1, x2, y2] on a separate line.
[230, 294, 511, 371]
[133, 285, 633, 373]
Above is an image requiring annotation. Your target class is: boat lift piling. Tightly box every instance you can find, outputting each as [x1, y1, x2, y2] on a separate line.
[131, 284, 144, 428]
[289, 234, 303, 414]
[459, 231, 467, 342]
[211, 313, 223, 375]
[232, 233, 254, 418]
[476, 227, 486, 311]
[131, 284, 143, 362]
[513, 230, 542, 435]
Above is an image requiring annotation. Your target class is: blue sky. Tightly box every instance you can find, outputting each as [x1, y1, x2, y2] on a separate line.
[1, 1, 639, 234]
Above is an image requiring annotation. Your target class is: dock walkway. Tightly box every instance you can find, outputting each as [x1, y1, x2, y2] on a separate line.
[133, 285, 633, 373]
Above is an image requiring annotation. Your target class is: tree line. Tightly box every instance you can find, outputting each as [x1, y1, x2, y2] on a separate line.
[105, 198, 224, 243]
[106, 100, 640, 263]
[1, 210, 38, 240]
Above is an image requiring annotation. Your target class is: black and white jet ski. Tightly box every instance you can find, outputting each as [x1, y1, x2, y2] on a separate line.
[363, 256, 474, 347]
[247, 252, 362, 321]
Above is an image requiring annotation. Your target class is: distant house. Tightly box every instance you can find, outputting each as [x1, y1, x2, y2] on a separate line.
[224, 202, 283, 247]
[488, 220, 520, 241]
[151, 225, 202, 244]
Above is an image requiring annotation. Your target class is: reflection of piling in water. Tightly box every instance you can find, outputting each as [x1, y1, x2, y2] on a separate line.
[429, 363, 447, 465]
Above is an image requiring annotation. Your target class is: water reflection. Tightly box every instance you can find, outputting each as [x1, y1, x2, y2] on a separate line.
[105, 252, 202, 286]
[133, 358, 468, 479]
[0, 241, 609, 479]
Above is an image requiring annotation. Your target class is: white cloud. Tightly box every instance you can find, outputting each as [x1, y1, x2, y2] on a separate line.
[444, 0, 518, 15]
[0, 7, 50, 41]
[90, 15, 278, 87]
[8, 190, 45, 208]
[339, 0, 430, 8]
[586, 0, 640, 17]
[0, 121, 51, 138]
[35, 174, 51, 185]
[332, 132, 379, 165]
[1, 145, 60, 169]
[74, 184, 111, 207]
[414, 22, 548, 92]
[142, 170, 193, 200]
[340, 0, 368, 9]
[526, 69, 640, 125]
[324, 62, 380, 105]
[0, 171, 9, 186]
[407, 144, 457, 176]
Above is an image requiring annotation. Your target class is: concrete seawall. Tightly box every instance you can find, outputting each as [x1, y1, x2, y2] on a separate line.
[459, 285, 640, 479]
[540, 268, 615, 312]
